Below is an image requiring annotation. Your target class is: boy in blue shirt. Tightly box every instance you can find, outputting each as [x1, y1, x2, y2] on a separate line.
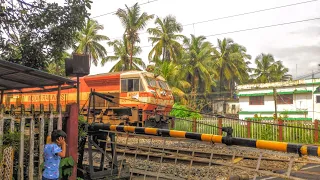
[43, 130, 67, 180]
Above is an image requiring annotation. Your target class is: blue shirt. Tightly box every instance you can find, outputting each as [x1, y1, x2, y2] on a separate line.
[43, 143, 62, 179]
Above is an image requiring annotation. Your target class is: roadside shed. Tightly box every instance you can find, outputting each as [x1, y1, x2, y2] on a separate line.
[0, 59, 76, 105]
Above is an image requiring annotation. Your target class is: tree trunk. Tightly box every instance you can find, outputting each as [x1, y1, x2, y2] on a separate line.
[193, 73, 199, 110]
[130, 42, 133, 70]
[229, 80, 232, 99]
[219, 69, 223, 98]
[162, 47, 166, 61]
[55, 63, 59, 76]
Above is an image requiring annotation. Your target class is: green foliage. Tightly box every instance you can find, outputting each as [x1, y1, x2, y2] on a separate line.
[170, 103, 202, 118]
[78, 115, 88, 138]
[46, 52, 70, 76]
[0, 0, 91, 70]
[251, 53, 292, 83]
[59, 156, 75, 178]
[3, 132, 22, 150]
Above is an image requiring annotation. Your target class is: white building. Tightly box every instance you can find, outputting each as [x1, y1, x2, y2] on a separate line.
[237, 78, 320, 121]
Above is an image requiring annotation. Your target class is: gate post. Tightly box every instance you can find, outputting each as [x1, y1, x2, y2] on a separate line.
[314, 120, 319, 143]
[192, 118, 197, 132]
[170, 117, 175, 129]
[218, 118, 223, 135]
[66, 103, 78, 180]
[247, 121, 251, 138]
[278, 119, 283, 142]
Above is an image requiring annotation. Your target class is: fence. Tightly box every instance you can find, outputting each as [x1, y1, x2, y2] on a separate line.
[172, 117, 319, 144]
[0, 103, 64, 180]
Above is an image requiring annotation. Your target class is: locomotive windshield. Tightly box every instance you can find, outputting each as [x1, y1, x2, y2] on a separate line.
[145, 77, 157, 87]
[158, 80, 169, 90]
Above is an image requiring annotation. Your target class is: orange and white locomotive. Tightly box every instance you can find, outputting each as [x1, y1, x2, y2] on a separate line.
[3, 71, 174, 128]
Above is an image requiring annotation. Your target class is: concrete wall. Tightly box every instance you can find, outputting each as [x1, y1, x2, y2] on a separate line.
[213, 101, 239, 114]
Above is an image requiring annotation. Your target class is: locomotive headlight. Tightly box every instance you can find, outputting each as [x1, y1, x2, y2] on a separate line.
[161, 91, 166, 96]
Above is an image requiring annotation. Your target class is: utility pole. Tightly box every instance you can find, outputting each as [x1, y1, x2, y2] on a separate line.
[273, 87, 278, 120]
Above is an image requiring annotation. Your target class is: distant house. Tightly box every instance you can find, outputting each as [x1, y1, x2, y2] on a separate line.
[237, 78, 320, 121]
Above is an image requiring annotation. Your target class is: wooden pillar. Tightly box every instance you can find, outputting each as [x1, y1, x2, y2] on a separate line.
[247, 121, 251, 138]
[314, 120, 319, 143]
[192, 118, 197, 132]
[273, 88, 278, 120]
[66, 103, 78, 180]
[0, 90, 4, 105]
[278, 119, 283, 141]
[56, 85, 61, 111]
[218, 118, 223, 135]
[170, 117, 175, 129]
[77, 75, 80, 111]
[57, 85, 62, 130]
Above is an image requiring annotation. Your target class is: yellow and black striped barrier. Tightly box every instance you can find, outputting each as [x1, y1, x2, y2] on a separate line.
[89, 124, 320, 157]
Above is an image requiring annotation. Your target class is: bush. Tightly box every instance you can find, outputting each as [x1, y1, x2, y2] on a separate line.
[170, 103, 202, 118]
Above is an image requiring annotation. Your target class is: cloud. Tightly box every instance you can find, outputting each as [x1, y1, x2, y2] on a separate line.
[268, 45, 320, 78]
[290, 26, 320, 37]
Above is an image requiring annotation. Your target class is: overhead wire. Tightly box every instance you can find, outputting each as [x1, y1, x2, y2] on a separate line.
[294, 70, 320, 80]
[91, 0, 160, 19]
[182, 0, 319, 26]
[106, 0, 319, 40]
[106, 16, 320, 54]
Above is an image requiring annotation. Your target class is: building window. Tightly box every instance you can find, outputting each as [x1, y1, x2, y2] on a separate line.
[249, 96, 264, 105]
[316, 96, 320, 103]
[121, 79, 140, 92]
[277, 94, 293, 104]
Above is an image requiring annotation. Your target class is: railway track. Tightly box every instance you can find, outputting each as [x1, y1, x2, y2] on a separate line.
[84, 143, 320, 180]
[82, 134, 320, 180]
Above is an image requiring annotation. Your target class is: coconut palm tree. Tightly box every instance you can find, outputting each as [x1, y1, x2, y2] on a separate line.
[253, 54, 291, 83]
[183, 35, 216, 108]
[116, 3, 154, 70]
[75, 19, 109, 66]
[252, 53, 276, 83]
[272, 61, 292, 81]
[149, 61, 190, 104]
[147, 15, 185, 63]
[213, 38, 251, 94]
[101, 35, 145, 72]
[252, 53, 292, 83]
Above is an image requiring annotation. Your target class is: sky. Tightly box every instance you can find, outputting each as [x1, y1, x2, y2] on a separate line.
[52, 0, 320, 79]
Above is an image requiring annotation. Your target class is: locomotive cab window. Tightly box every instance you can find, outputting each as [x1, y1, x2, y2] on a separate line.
[121, 78, 141, 92]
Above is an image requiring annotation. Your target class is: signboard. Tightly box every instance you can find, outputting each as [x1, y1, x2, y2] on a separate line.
[22, 94, 66, 102]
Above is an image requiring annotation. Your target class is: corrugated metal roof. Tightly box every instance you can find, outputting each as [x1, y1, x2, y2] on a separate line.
[0, 60, 76, 90]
